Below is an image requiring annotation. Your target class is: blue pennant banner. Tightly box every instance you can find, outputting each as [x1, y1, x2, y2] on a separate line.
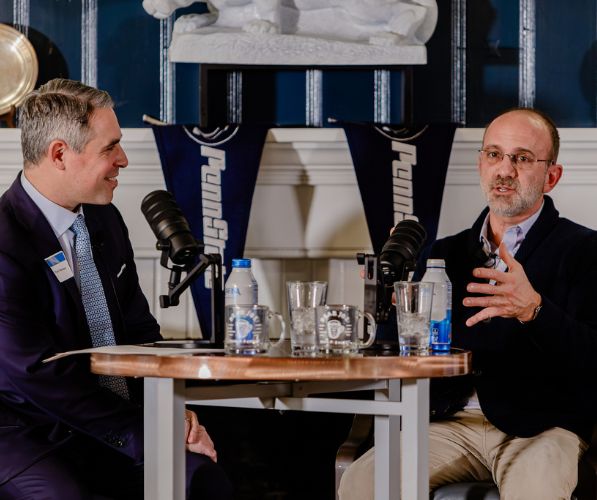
[151, 124, 269, 338]
[341, 123, 458, 254]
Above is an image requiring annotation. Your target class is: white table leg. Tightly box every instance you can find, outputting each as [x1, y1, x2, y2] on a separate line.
[374, 379, 401, 500]
[400, 378, 430, 500]
[144, 377, 186, 500]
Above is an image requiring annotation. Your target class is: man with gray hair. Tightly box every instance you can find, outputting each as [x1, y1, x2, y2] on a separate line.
[0, 78, 233, 499]
[340, 108, 597, 499]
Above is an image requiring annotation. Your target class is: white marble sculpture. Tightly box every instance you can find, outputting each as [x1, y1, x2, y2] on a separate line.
[143, 0, 437, 65]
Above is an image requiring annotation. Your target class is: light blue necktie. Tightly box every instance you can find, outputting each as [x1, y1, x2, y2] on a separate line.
[71, 215, 129, 399]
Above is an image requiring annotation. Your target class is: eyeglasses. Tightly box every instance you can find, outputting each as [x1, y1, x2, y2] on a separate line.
[478, 149, 553, 169]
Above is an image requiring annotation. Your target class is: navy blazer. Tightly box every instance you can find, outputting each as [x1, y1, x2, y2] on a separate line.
[421, 196, 597, 441]
[0, 174, 161, 484]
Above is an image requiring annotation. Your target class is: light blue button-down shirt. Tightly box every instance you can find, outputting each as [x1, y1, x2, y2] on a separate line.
[465, 201, 544, 410]
[21, 172, 82, 284]
[479, 201, 544, 274]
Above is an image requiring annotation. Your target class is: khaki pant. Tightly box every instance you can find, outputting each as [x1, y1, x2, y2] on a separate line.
[338, 409, 587, 500]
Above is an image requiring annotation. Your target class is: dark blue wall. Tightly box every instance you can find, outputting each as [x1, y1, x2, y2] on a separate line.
[1, 0, 596, 127]
[536, 0, 597, 126]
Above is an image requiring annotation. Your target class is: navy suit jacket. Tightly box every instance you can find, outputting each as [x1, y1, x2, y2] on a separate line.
[0, 174, 161, 484]
[420, 196, 597, 441]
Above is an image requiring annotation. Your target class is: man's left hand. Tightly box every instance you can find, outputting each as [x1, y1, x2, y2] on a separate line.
[184, 409, 217, 462]
[463, 243, 541, 327]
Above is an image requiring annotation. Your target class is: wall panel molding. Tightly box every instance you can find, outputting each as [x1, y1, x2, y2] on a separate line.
[3, 127, 597, 222]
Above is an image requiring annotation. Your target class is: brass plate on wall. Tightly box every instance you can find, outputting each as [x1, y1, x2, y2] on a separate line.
[0, 24, 38, 115]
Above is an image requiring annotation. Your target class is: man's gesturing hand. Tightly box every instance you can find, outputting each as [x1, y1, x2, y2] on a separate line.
[462, 243, 541, 327]
[184, 409, 217, 462]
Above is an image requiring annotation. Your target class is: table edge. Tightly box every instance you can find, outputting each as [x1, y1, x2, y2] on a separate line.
[90, 351, 472, 381]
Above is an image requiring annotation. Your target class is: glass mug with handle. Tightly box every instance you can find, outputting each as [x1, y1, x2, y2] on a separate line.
[225, 304, 286, 355]
[315, 304, 376, 355]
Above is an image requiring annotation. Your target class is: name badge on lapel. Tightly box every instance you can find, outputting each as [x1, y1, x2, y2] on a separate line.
[44, 251, 74, 283]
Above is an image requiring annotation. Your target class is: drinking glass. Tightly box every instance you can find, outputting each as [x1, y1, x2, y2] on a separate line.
[286, 281, 328, 356]
[394, 281, 434, 355]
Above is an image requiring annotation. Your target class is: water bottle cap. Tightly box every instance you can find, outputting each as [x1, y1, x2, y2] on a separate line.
[426, 258, 446, 268]
[232, 258, 251, 268]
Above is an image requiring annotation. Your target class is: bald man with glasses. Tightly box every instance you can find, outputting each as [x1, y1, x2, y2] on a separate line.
[339, 108, 597, 500]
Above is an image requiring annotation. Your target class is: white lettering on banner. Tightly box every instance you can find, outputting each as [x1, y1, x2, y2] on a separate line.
[391, 141, 419, 226]
[201, 145, 228, 288]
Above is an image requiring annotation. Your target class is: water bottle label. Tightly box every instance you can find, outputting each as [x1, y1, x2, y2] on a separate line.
[430, 312, 451, 351]
[225, 284, 258, 305]
[429, 281, 451, 320]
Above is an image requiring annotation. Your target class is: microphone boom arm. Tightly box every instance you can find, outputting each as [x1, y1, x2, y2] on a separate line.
[157, 240, 224, 345]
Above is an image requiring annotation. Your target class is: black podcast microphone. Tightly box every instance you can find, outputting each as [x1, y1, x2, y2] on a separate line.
[358, 219, 427, 339]
[140, 190, 203, 266]
[378, 219, 427, 286]
[357, 219, 428, 350]
[141, 190, 224, 345]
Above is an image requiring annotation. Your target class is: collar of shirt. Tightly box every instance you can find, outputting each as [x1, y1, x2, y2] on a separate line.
[21, 172, 82, 238]
[479, 201, 544, 272]
[21, 172, 84, 281]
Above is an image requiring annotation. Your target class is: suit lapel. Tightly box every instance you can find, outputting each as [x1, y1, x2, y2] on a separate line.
[83, 207, 104, 250]
[465, 196, 558, 267]
[512, 196, 559, 265]
[5, 174, 85, 319]
[466, 206, 490, 266]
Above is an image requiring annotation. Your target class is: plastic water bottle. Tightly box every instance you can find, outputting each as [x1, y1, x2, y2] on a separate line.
[422, 259, 452, 352]
[224, 258, 258, 306]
